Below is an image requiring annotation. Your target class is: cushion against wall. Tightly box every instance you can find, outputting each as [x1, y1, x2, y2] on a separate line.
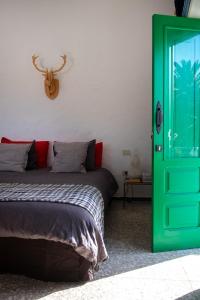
[34, 141, 49, 168]
[85, 139, 96, 171]
[95, 142, 103, 168]
[1, 137, 37, 170]
[0, 143, 31, 172]
[24, 141, 37, 170]
[53, 139, 96, 171]
[1, 137, 49, 168]
[52, 141, 88, 173]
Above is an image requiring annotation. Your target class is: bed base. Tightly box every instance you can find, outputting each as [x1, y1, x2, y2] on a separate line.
[0, 237, 93, 282]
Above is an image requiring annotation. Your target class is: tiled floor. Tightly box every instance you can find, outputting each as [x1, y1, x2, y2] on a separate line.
[1, 200, 200, 299]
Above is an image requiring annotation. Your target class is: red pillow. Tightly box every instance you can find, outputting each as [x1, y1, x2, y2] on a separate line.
[1, 137, 49, 168]
[95, 142, 103, 168]
[34, 141, 49, 168]
[1, 137, 31, 144]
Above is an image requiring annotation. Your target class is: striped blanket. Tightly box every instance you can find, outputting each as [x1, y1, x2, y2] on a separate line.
[0, 183, 104, 236]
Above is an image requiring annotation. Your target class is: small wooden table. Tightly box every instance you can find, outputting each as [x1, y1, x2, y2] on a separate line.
[123, 178, 152, 208]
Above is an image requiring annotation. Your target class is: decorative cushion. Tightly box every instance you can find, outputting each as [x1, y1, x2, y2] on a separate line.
[85, 139, 96, 171]
[34, 141, 49, 168]
[0, 143, 31, 172]
[1, 137, 37, 170]
[52, 141, 88, 173]
[26, 141, 37, 170]
[1, 137, 49, 168]
[95, 142, 103, 168]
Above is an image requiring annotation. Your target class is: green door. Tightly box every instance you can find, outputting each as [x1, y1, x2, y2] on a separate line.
[153, 15, 200, 252]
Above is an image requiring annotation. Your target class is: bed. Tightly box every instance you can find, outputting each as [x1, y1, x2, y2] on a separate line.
[0, 168, 118, 282]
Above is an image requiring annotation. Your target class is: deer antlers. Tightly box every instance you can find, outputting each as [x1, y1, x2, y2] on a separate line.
[32, 54, 67, 100]
[32, 55, 67, 74]
[52, 55, 67, 73]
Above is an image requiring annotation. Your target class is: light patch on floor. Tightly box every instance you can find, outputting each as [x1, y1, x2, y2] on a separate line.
[34, 255, 200, 300]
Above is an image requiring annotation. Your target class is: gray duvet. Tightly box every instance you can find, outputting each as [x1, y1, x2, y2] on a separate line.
[0, 168, 118, 267]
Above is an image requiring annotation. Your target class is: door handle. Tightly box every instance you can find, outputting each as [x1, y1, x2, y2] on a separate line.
[156, 101, 162, 134]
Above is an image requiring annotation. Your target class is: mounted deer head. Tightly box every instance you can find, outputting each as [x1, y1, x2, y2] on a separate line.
[32, 54, 67, 100]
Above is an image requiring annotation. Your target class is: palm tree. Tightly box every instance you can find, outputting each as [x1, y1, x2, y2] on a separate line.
[172, 59, 200, 157]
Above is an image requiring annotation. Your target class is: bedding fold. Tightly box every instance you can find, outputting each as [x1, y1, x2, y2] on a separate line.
[0, 168, 118, 267]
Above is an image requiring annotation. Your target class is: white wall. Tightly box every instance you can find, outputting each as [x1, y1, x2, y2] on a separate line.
[0, 0, 174, 195]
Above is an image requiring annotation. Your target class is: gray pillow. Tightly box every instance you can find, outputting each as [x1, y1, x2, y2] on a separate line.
[0, 143, 31, 172]
[52, 141, 88, 173]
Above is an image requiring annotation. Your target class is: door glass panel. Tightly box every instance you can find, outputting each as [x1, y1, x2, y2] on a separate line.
[166, 30, 200, 158]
